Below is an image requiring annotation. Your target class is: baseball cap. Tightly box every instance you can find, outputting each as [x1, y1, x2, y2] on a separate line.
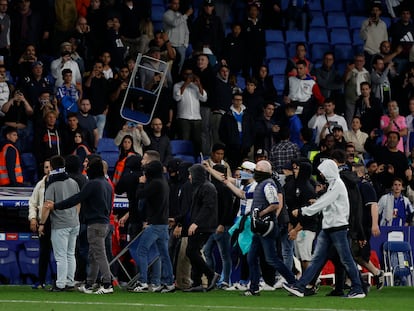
[31, 61, 43, 68]
[255, 149, 268, 158]
[333, 125, 343, 131]
[240, 161, 256, 172]
[203, 0, 215, 6]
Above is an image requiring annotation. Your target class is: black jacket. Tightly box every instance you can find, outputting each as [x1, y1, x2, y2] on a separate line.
[136, 160, 169, 225]
[188, 164, 217, 232]
[219, 109, 255, 149]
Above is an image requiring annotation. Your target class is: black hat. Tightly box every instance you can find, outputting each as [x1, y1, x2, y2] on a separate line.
[255, 149, 268, 158]
[203, 0, 215, 6]
[332, 125, 343, 131]
[167, 158, 182, 172]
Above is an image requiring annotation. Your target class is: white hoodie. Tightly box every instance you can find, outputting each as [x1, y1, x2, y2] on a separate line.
[301, 159, 350, 230]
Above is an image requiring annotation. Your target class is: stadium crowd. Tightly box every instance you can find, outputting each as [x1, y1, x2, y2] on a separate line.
[0, 0, 414, 298]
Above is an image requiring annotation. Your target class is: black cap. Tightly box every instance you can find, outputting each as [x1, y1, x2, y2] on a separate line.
[203, 0, 215, 6]
[333, 125, 343, 131]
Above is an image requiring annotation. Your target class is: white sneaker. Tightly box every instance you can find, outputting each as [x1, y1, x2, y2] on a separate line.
[78, 284, 94, 294]
[150, 284, 164, 292]
[131, 282, 149, 292]
[274, 277, 286, 289]
[225, 282, 248, 291]
[94, 286, 114, 294]
[259, 281, 275, 291]
[161, 284, 176, 293]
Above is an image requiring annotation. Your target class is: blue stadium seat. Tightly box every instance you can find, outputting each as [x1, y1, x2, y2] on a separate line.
[97, 138, 119, 153]
[334, 44, 354, 62]
[382, 17, 392, 28]
[310, 43, 331, 62]
[287, 43, 308, 59]
[152, 5, 165, 22]
[273, 74, 285, 94]
[20, 152, 38, 186]
[266, 43, 287, 60]
[309, 0, 322, 12]
[18, 241, 40, 285]
[349, 16, 367, 31]
[285, 30, 307, 44]
[309, 12, 326, 29]
[323, 0, 343, 13]
[265, 30, 284, 43]
[308, 29, 329, 44]
[345, 0, 369, 16]
[352, 29, 364, 46]
[327, 13, 348, 29]
[268, 59, 287, 76]
[330, 28, 352, 45]
[170, 140, 194, 156]
[236, 75, 245, 88]
[353, 44, 364, 54]
[0, 241, 21, 284]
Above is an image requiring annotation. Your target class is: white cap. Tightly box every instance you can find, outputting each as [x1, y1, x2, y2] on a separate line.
[240, 161, 256, 172]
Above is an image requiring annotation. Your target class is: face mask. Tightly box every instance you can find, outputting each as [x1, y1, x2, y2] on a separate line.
[253, 170, 272, 183]
[240, 170, 253, 180]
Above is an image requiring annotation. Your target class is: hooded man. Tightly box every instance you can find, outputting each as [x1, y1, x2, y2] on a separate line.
[283, 159, 366, 299]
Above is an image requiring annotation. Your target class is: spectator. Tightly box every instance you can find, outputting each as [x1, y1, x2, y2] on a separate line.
[380, 100, 407, 152]
[32, 91, 59, 132]
[364, 130, 409, 189]
[62, 112, 93, 155]
[210, 64, 232, 146]
[83, 60, 109, 139]
[242, 3, 266, 79]
[76, 98, 99, 151]
[255, 65, 278, 104]
[144, 117, 172, 167]
[99, 51, 115, 80]
[406, 97, 414, 155]
[308, 98, 348, 145]
[34, 110, 62, 174]
[191, 0, 225, 59]
[86, 0, 107, 61]
[378, 177, 414, 226]
[1, 89, 33, 152]
[104, 15, 126, 70]
[106, 65, 130, 138]
[254, 102, 279, 154]
[222, 23, 245, 75]
[205, 143, 231, 179]
[119, 0, 143, 42]
[285, 43, 313, 77]
[0, 65, 9, 117]
[56, 68, 81, 122]
[284, 60, 324, 124]
[114, 121, 150, 156]
[285, 103, 303, 148]
[344, 54, 371, 126]
[70, 129, 92, 165]
[0, 0, 10, 58]
[286, 0, 312, 32]
[163, 0, 192, 73]
[354, 82, 383, 134]
[173, 67, 206, 155]
[243, 77, 264, 119]
[269, 126, 300, 173]
[331, 125, 347, 151]
[17, 44, 38, 77]
[0, 127, 23, 186]
[219, 90, 255, 170]
[299, 127, 318, 158]
[311, 52, 343, 101]
[389, 6, 414, 74]
[371, 55, 394, 108]
[53, 0, 78, 52]
[312, 134, 335, 177]
[262, 0, 282, 30]
[360, 3, 388, 68]
[71, 16, 93, 70]
[343, 116, 369, 160]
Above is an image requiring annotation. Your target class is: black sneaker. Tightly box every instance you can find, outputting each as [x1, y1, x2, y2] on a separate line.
[49, 286, 66, 292]
[207, 273, 220, 291]
[326, 289, 345, 296]
[375, 270, 385, 290]
[282, 283, 304, 298]
[242, 289, 260, 296]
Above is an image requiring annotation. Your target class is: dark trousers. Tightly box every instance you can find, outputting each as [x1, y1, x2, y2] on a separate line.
[186, 232, 214, 286]
[39, 220, 52, 284]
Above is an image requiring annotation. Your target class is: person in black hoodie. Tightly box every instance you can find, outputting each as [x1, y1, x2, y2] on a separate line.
[184, 163, 219, 292]
[284, 158, 318, 273]
[203, 164, 235, 288]
[131, 160, 175, 293]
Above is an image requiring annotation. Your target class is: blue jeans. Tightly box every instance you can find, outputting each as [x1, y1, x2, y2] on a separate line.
[247, 225, 296, 292]
[51, 225, 80, 288]
[204, 229, 232, 284]
[279, 224, 294, 272]
[295, 229, 363, 292]
[136, 224, 173, 286]
[93, 114, 106, 139]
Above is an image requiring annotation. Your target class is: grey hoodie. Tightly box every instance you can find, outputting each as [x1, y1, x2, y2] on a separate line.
[301, 159, 350, 230]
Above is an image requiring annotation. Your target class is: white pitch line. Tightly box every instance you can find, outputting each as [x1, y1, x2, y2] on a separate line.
[0, 300, 379, 311]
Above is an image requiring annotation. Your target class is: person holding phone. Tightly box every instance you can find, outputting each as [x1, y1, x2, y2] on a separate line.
[114, 120, 150, 157]
[360, 3, 388, 70]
